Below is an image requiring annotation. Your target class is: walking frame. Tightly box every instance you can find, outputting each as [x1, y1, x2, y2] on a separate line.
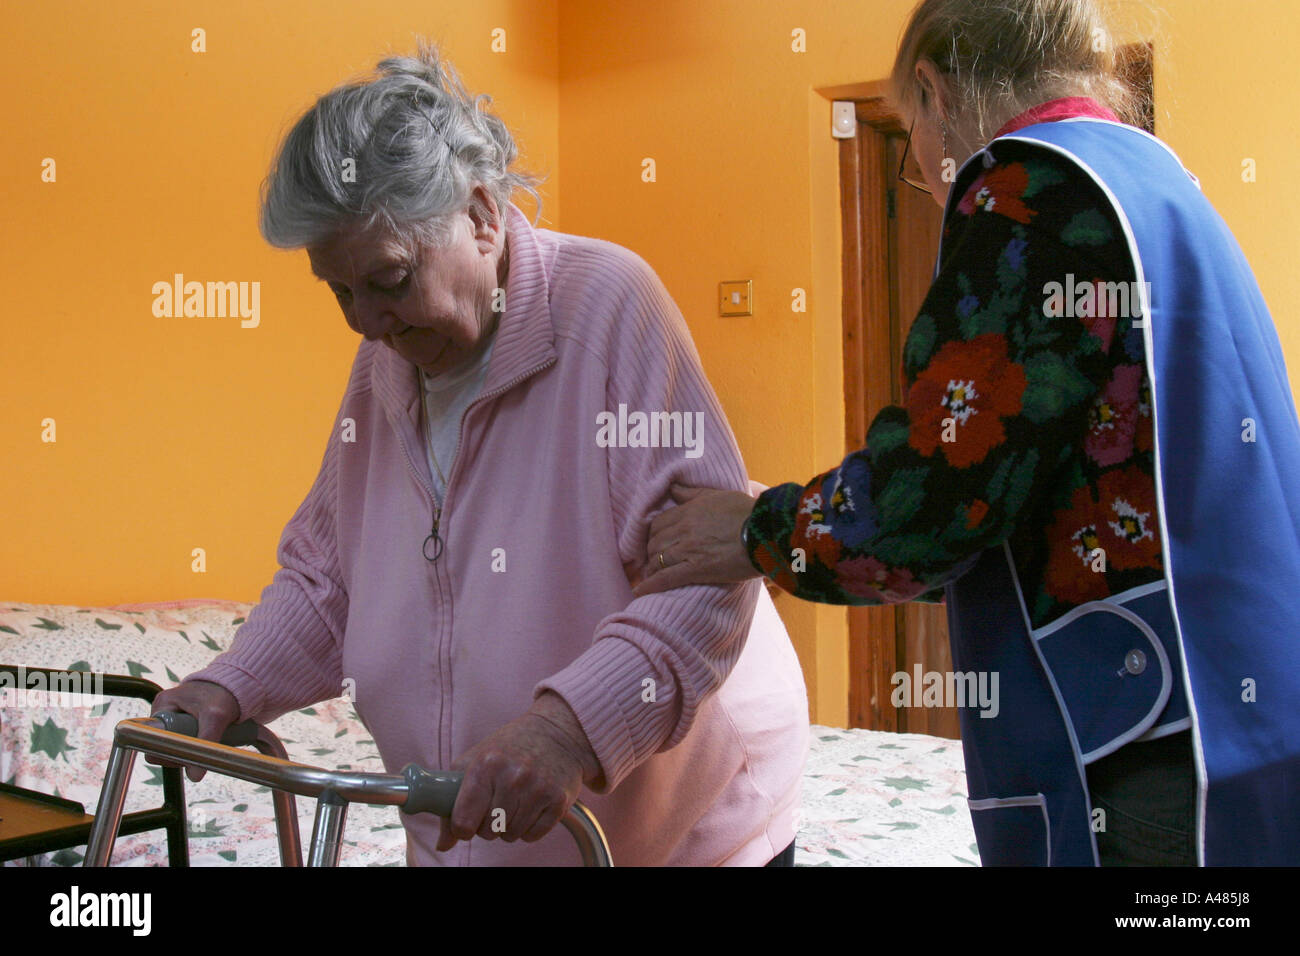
[83, 713, 613, 867]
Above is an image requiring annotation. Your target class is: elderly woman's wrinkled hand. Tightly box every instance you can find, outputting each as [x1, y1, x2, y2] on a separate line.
[633, 484, 762, 596]
[147, 680, 241, 783]
[436, 693, 599, 851]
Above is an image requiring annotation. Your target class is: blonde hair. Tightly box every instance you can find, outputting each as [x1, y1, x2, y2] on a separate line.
[890, 0, 1143, 143]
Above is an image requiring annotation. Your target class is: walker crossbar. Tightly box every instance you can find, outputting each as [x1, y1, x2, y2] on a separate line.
[83, 716, 613, 867]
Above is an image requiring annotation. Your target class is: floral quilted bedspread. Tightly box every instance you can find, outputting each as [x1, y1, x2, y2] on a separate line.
[1, 600, 976, 866]
[795, 728, 979, 866]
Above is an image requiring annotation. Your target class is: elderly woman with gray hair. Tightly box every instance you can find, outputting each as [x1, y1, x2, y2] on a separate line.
[149, 42, 809, 866]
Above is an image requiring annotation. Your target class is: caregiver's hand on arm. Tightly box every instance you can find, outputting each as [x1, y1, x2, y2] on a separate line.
[147, 680, 241, 783]
[633, 483, 762, 596]
[437, 692, 602, 850]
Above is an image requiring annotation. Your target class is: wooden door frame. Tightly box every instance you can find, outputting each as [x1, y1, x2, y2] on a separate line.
[838, 96, 906, 731]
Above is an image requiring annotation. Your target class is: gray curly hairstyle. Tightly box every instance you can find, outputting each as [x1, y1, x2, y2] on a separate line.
[259, 39, 542, 253]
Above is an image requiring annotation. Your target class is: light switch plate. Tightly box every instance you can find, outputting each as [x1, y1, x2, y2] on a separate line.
[719, 280, 753, 316]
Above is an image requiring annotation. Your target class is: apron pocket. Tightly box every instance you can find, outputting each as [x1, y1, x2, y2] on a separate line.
[968, 793, 1050, 866]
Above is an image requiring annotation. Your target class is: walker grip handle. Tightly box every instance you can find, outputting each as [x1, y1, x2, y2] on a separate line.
[400, 765, 464, 817]
[153, 710, 263, 748]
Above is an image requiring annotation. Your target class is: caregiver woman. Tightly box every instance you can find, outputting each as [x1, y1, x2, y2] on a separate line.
[638, 0, 1300, 866]
[151, 43, 809, 866]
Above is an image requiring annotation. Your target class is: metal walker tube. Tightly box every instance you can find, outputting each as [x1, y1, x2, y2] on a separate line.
[84, 716, 613, 867]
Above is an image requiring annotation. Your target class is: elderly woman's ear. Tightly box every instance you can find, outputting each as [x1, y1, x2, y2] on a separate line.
[468, 184, 505, 253]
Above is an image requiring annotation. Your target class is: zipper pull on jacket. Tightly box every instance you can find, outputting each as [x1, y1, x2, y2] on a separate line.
[423, 505, 443, 562]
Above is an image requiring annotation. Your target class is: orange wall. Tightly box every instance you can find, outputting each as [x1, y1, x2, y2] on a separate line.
[1, 3, 559, 601]
[556, 0, 950, 724]
[556, 0, 1300, 724]
[6, 2, 1298, 727]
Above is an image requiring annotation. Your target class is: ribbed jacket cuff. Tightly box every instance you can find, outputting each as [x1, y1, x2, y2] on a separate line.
[181, 660, 269, 724]
[746, 482, 804, 576]
[534, 636, 669, 794]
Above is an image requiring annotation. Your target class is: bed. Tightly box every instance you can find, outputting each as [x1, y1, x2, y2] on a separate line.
[0, 599, 978, 866]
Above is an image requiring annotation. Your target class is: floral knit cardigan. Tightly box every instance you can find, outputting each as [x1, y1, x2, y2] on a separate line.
[744, 138, 1163, 631]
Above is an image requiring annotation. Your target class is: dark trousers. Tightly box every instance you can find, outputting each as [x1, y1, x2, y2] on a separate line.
[1085, 728, 1198, 866]
[764, 839, 796, 867]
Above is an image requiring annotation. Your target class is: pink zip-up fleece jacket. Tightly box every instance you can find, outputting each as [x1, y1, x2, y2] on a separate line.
[183, 203, 810, 866]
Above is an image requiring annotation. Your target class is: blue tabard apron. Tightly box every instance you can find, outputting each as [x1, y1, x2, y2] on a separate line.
[941, 118, 1300, 865]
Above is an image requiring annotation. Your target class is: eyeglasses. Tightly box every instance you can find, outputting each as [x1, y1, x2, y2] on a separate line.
[898, 120, 932, 195]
